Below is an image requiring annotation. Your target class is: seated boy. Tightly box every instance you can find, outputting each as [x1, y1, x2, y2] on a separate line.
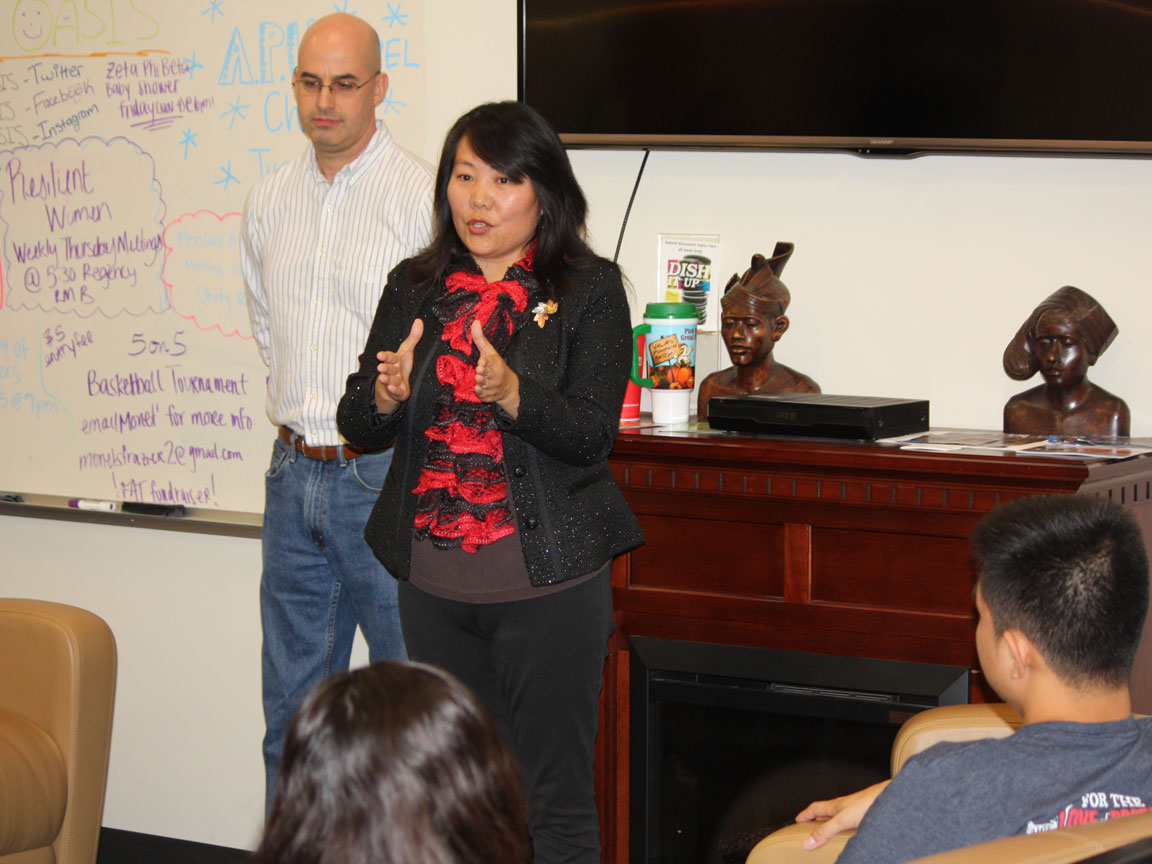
[796, 493, 1152, 863]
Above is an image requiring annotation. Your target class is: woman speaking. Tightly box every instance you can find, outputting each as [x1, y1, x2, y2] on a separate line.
[338, 100, 643, 864]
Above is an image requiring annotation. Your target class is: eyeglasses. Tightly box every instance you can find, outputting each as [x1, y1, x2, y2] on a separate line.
[292, 71, 380, 97]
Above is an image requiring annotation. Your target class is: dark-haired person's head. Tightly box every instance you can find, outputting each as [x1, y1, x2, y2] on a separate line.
[412, 100, 600, 292]
[972, 494, 1149, 690]
[252, 661, 530, 864]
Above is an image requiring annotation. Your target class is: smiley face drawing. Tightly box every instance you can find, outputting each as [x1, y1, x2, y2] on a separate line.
[13, 0, 53, 52]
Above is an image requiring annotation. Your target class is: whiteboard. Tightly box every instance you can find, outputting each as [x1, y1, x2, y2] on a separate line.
[0, 0, 426, 513]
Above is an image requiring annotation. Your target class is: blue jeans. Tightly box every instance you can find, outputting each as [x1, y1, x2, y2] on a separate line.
[260, 436, 406, 814]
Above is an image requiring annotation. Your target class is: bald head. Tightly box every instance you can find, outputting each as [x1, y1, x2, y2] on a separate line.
[293, 12, 388, 180]
[299, 13, 381, 70]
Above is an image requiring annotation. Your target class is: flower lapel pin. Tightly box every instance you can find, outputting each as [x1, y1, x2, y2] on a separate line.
[532, 299, 558, 328]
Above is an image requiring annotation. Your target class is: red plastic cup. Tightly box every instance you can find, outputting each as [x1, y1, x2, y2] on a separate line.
[620, 378, 642, 423]
[621, 332, 645, 423]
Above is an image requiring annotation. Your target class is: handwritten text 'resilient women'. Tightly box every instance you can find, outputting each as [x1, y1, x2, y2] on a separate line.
[1, 138, 166, 315]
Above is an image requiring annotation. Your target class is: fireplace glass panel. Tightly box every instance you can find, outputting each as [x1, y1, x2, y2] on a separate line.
[630, 637, 970, 864]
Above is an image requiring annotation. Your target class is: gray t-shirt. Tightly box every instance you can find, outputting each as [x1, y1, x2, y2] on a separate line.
[838, 716, 1152, 864]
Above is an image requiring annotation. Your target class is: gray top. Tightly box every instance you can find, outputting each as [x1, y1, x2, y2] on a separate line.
[839, 716, 1152, 864]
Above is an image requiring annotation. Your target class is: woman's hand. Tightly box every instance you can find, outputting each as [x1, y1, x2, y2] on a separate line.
[472, 319, 520, 419]
[795, 780, 889, 850]
[374, 318, 424, 414]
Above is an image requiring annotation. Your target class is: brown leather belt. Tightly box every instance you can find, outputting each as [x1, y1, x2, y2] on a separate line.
[278, 425, 369, 460]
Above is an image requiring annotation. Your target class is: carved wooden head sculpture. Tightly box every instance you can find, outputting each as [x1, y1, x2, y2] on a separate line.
[719, 242, 795, 365]
[1003, 285, 1118, 386]
[721, 241, 795, 320]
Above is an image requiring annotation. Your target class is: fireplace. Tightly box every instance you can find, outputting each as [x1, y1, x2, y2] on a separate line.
[629, 637, 970, 864]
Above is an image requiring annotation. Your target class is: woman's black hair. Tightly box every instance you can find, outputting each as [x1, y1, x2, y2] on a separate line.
[252, 661, 530, 864]
[408, 100, 610, 297]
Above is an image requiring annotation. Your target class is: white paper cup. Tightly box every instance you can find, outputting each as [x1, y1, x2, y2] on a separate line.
[651, 389, 691, 424]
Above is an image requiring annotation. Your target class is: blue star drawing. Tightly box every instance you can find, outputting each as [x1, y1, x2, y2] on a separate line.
[183, 50, 205, 80]
[382, 3, 408, 28]
[381, 89, 406, 115]
[202, 0, 223, 23]
[331, 1, 354, 12]
[214, 161, 240, 191]
[180, 128, 198, 159]
[221, 97, 249, 130]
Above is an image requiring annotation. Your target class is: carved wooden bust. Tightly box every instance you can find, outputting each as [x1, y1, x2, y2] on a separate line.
[1002, 285, 1129, 437]
[698, 242, 820, 419]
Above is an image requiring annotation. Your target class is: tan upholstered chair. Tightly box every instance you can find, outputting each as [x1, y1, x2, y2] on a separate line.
[0, 599, 117, 864]
[747, 703, 1152, 864]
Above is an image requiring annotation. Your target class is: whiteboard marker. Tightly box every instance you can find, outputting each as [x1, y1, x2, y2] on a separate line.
[68, 499, 120, 512]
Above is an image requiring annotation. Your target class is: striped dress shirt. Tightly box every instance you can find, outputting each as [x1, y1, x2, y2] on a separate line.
[241, 121, 434, 446]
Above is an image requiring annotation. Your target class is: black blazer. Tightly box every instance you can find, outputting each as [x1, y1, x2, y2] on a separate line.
[338, 257, 645, 587]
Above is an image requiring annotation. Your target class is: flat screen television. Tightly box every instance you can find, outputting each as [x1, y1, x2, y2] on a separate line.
[518, 0, 1152, 156]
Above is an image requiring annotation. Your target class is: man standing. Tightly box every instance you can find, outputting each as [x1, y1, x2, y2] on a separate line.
[240, 12, 433, 811]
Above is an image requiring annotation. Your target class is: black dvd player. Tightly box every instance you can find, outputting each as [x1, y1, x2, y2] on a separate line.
[705, 393, 929, 440]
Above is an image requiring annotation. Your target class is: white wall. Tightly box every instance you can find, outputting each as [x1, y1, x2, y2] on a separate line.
[5, 0, 1152, 851]
[580, 148, 1152, 433]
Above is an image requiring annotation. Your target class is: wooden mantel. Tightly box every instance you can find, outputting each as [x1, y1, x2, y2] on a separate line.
[596, 427, 1152, 864]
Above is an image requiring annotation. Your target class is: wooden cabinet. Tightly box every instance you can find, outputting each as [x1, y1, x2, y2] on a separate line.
[597, 428, 1152, 863]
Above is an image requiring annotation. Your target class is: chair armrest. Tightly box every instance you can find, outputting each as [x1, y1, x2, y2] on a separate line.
[0, 710, 68, 853]
[745, 822, 856, 864]
[892, 704, 1022, 775]
[0, 599, 117, 864]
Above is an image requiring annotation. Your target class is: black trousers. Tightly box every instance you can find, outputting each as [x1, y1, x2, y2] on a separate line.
[398, 567, 613, 864]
